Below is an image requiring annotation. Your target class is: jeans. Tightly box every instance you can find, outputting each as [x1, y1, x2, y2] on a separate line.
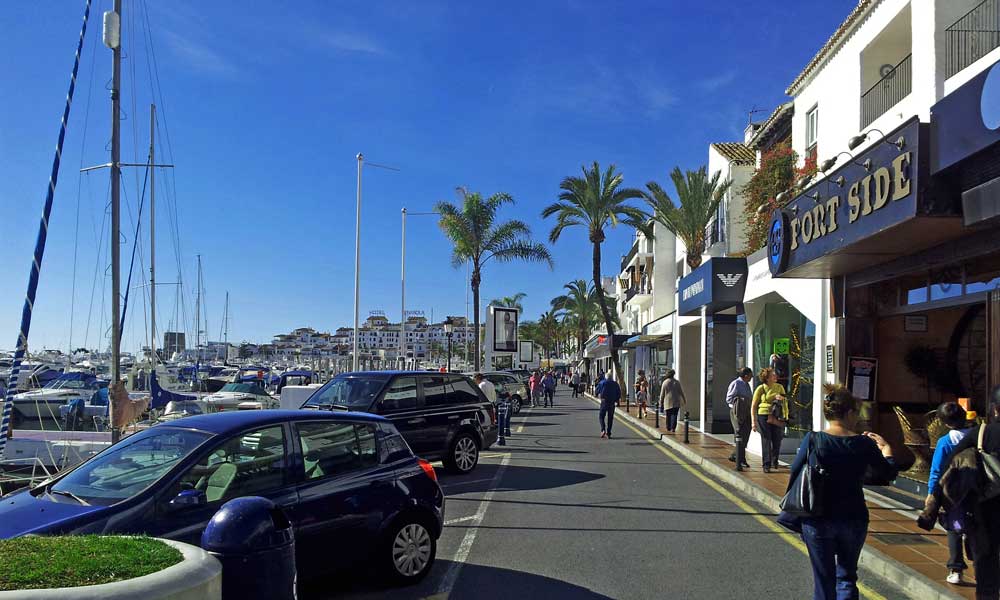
[571, 383, 579, 398]
[948, 530, 968, 572]
[544, 389, 554, 406]
[801, 517, 868, 600]
[665, 407, 680, 432]
[730, 401, 751, 464]
[599, 397, 616, 436]
[757, 414, 784, 468]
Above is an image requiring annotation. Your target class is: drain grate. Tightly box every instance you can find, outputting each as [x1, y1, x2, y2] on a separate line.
[870, 533, 932, 545]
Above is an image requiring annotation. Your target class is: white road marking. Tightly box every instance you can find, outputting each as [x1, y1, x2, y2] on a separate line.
[443, 514, 480, 526]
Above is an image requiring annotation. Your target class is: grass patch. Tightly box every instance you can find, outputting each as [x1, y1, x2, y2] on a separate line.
[0, 535, 183, 591]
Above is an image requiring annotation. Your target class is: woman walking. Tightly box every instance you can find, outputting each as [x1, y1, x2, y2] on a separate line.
[659, 369, 686, 433]
[635, 370, 649, 419]
[752, 367, 789, 472]
[528, 371, 541, 407]
[785, 384, 897, 600]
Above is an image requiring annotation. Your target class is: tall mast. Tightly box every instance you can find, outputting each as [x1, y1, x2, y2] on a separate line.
[195, 254, 201, 364]
[149, 103, 156, 367]
[223, 291, 229, 348]
[109, 0, 123, 443]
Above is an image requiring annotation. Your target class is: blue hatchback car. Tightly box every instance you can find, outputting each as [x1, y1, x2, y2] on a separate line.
[0, 410, 445, 584]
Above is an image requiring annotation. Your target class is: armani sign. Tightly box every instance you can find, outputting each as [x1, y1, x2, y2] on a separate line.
[716, 273, 743, 288]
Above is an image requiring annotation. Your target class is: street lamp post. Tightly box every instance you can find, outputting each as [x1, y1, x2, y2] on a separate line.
[444, 320, 454, 372]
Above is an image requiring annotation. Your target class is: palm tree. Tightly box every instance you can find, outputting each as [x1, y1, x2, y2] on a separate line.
[537, 310, 560, 359]
[542, 162, 649, 389]
[551, 279, 617, 357]
[642, 165, 731, 270]
[436, 188, 553, 370]
[488, 293, 527, 312]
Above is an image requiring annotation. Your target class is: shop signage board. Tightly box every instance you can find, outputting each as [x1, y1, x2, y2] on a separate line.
[931, 56, 1000, 174]
[769, 117, 926, 278]
[846, 356, 878, 403]
[678, 257, 748, 316]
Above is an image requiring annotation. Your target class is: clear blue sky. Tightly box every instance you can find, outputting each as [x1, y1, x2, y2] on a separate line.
[0, 0, 855, 353]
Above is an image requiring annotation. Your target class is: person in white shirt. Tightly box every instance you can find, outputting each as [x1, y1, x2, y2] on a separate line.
[475, 373, 506, 444]
[475, 373, 497, 403]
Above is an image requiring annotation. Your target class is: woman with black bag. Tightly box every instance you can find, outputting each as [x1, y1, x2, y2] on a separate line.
[780, 384, 897, 600]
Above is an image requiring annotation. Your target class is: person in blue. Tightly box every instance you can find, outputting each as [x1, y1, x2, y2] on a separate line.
[597, 372, 621, 439]
[542, 371, 556, 407]
[785, 383, 897, 600]
[924, 402, 975, 585]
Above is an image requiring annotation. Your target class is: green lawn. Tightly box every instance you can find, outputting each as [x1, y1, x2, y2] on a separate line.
[0, 535, 183, 591]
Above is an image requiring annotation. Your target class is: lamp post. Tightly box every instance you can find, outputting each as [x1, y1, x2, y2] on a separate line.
[444, 320, 454, 372]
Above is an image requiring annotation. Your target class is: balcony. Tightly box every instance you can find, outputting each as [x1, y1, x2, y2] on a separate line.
[945, 0, 1000, 78]
[861, 53, 911, 128]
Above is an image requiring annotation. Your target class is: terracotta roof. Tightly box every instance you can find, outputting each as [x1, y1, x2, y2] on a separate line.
[711, 142, 756, 165]
[747, 102, 794, 149]
[786, 0, 877, 95]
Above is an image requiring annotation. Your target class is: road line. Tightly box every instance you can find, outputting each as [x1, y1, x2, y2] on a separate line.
[609, 410, 889, 600]
[435, 453, 511, 598]
[443, 514, 480, 526]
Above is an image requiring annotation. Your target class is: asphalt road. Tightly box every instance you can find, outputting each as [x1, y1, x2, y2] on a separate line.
[309, 385, 900, 600]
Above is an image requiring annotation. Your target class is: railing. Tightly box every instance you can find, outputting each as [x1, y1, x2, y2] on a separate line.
[621, 242, 638, 273]
[706, 219, 723, 247]
[945, 0, 1000, 78]
[623, 281, 653, 304]
[860, 54, 912, 128]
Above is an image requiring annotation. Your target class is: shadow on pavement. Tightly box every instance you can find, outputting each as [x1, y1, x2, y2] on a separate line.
[517, 421, 558, 428]
[499, 447, 588, 455]
[439, 463, 603, 494]
[519, 411, 567, 417]
[302, 560, 615, 600]
[446, 495, 777, 517]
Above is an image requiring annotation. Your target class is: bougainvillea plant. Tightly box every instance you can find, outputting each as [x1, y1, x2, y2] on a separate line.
[739, 142, 817, 254]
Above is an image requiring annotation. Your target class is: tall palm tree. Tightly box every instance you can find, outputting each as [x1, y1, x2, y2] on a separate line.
[537, 309, 560, 360]
[642, 165, 731, 270]
[542, 162, 649, 389]
[551, 279, 617, 357]
[436, 188, 553, 370]
[488, 293, 527, 312]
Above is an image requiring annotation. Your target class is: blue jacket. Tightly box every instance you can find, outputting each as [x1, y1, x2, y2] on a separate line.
[599, 379, 621, 403]
[928, 427, 974, 495]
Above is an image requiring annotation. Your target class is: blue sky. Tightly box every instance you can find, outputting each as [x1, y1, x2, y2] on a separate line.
[0, 0, 855, 353]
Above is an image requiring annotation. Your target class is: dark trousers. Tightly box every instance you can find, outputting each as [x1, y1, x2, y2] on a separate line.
[544, 388, 554, 406]
[665, 407, 680, 432]
[970, 498, 1000, 599]
[948, 530, 968, 572]
[757, 414, 785, 467]
[599, 397, 616, 435]
[571, 383, 579, 398]
[730, 400, 751, 463]
[801, 517, 868, 600]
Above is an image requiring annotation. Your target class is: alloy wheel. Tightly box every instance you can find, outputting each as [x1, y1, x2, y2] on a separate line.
[455, 436, 478, 471]
[392, 523, 432, 577]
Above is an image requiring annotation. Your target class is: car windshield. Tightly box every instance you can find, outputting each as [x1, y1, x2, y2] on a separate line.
[302, 376, 385, 411]
[48, 427, 210, 506]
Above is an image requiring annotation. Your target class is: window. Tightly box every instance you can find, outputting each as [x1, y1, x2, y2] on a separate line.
[449, 376, 482, 404]
[380, 376, 418, 412]
[174, 426, 288, 504]
[297, 422, 378, 480]
[303, 375, 385, 410]
[423, 376, 451, 406]
[805, 106, 818, 150]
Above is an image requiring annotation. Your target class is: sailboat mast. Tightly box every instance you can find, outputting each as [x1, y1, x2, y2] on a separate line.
[109, 0, 123, 443]
[223, 291, 229, 348]
[149, 103, 156, 367]
[195, 255, 201, 363]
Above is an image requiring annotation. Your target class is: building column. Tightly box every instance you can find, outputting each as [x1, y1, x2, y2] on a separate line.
[705, 313, 738, 434]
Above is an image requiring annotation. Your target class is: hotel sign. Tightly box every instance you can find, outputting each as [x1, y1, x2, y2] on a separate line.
[769, 117, 926, 278]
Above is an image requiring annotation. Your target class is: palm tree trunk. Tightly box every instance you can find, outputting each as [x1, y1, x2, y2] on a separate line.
[592, 241, 626, 404]
[472, 267, 481, 372]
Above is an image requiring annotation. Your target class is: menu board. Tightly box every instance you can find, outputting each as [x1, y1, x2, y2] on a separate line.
[846, 356, 878, 402]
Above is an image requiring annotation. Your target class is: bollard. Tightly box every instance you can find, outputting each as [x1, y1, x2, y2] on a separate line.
[504, 400, 512, 438]
[735, 432, 745, 471]
[655, 400, 660, 429]
[683, 411, 690, 444]
[497, 401, 507, 446]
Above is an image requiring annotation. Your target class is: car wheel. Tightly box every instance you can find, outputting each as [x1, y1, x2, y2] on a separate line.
[383, 518, 436, 584]
[444, 432, 479, 474]
[511, 396, 522, 414]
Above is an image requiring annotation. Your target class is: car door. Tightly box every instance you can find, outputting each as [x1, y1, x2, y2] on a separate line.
[418, 374, 455, 455]
[149, 424, 296, 547]
[286, 420, 391, 574]
[372, 376, 427, 456]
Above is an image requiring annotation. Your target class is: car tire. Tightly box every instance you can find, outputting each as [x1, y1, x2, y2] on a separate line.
[511, 396, 522, 414]
[382, 517, 436, 585]
[444, 431, 479, 474]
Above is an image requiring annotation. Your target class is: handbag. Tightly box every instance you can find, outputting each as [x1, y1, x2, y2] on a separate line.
[779, 433, 826, 517]
[977, 424, 1000, 501]
[767, 396, 786, 427]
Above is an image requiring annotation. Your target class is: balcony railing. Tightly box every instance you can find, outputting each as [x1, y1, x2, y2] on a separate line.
[860, 53, 912, 128]
[705, 219, 723, 247]
[946, 0, 1000, 78]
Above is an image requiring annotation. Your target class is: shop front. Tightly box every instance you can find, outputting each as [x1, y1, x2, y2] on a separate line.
[769, 62, 1000, 483]
[584, 333, 630, 385]
[622, 313, 674, 400]
[676, 257, 748, 433]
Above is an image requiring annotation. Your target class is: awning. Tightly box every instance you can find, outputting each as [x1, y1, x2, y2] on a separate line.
[622, 334, 671, 349]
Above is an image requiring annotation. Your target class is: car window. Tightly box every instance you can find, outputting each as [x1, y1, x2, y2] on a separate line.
[174, 426, 288, 504]
[376, 423, 412, 464]
[380, 377, 417, 412]
[449, 376, 482, 404]
[422, 376, 451, 407]
[296, 422, 378, 480]
[302, 376, 385, 411]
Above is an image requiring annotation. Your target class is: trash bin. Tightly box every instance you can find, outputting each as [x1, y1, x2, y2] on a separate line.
[201, 496, 296, 600]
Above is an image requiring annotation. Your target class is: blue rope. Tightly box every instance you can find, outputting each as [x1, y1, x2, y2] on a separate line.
[1, 0, 93, 456]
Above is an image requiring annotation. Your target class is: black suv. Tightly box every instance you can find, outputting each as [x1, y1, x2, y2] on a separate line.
[301, 371, 498, 474]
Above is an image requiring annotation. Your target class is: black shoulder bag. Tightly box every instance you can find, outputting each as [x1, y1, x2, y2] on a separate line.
[779, 433, 827, 517]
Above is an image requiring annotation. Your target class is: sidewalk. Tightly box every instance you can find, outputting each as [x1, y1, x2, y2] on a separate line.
[585, 392, 973, 600]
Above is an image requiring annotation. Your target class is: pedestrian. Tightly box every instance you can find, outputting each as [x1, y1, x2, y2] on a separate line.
[929, 387, 1000, 599]
[783, 383, 897, 600]
[542, 370, 556, 407]
[598, 372, 620, 439]
[475, 372, 507, 442]
[571, 369, 581, 398]
[659, 369, 686, 433]
[752, 367, 789, 473]
[727, 367, 754, 471]
[529, 370, 543, 407]
[635, 370, 649, 419]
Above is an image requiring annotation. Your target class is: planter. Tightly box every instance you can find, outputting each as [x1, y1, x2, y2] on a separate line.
[0, 539, 221, 600]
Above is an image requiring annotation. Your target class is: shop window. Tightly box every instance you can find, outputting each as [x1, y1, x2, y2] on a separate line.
[805, 106, 818, 157]
[752, 303, 815, 437]
[966, 276, 1000, 295]
[905, 285, 928, 305]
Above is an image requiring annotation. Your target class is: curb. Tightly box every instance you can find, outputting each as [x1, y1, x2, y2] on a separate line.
[584, 393, 964, 600]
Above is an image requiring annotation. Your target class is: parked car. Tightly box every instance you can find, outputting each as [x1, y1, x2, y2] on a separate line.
[302, 371, 498, 474]
[476, 372, 528, 415]
[0, 410, 444, 585]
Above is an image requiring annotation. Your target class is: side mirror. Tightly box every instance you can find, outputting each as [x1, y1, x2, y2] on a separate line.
[168, 488, 207, 511]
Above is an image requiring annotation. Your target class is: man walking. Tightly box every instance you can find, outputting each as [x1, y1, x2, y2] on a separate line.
[542, 370, 556, 407]
[571, 370, 580, 398]
[598, 372, 621, 439]
[727, 367, 754, 471]
[475, 373, 508, 443]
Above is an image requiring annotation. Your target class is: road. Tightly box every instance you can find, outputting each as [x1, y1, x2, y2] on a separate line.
[309, 385, 899, 600]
